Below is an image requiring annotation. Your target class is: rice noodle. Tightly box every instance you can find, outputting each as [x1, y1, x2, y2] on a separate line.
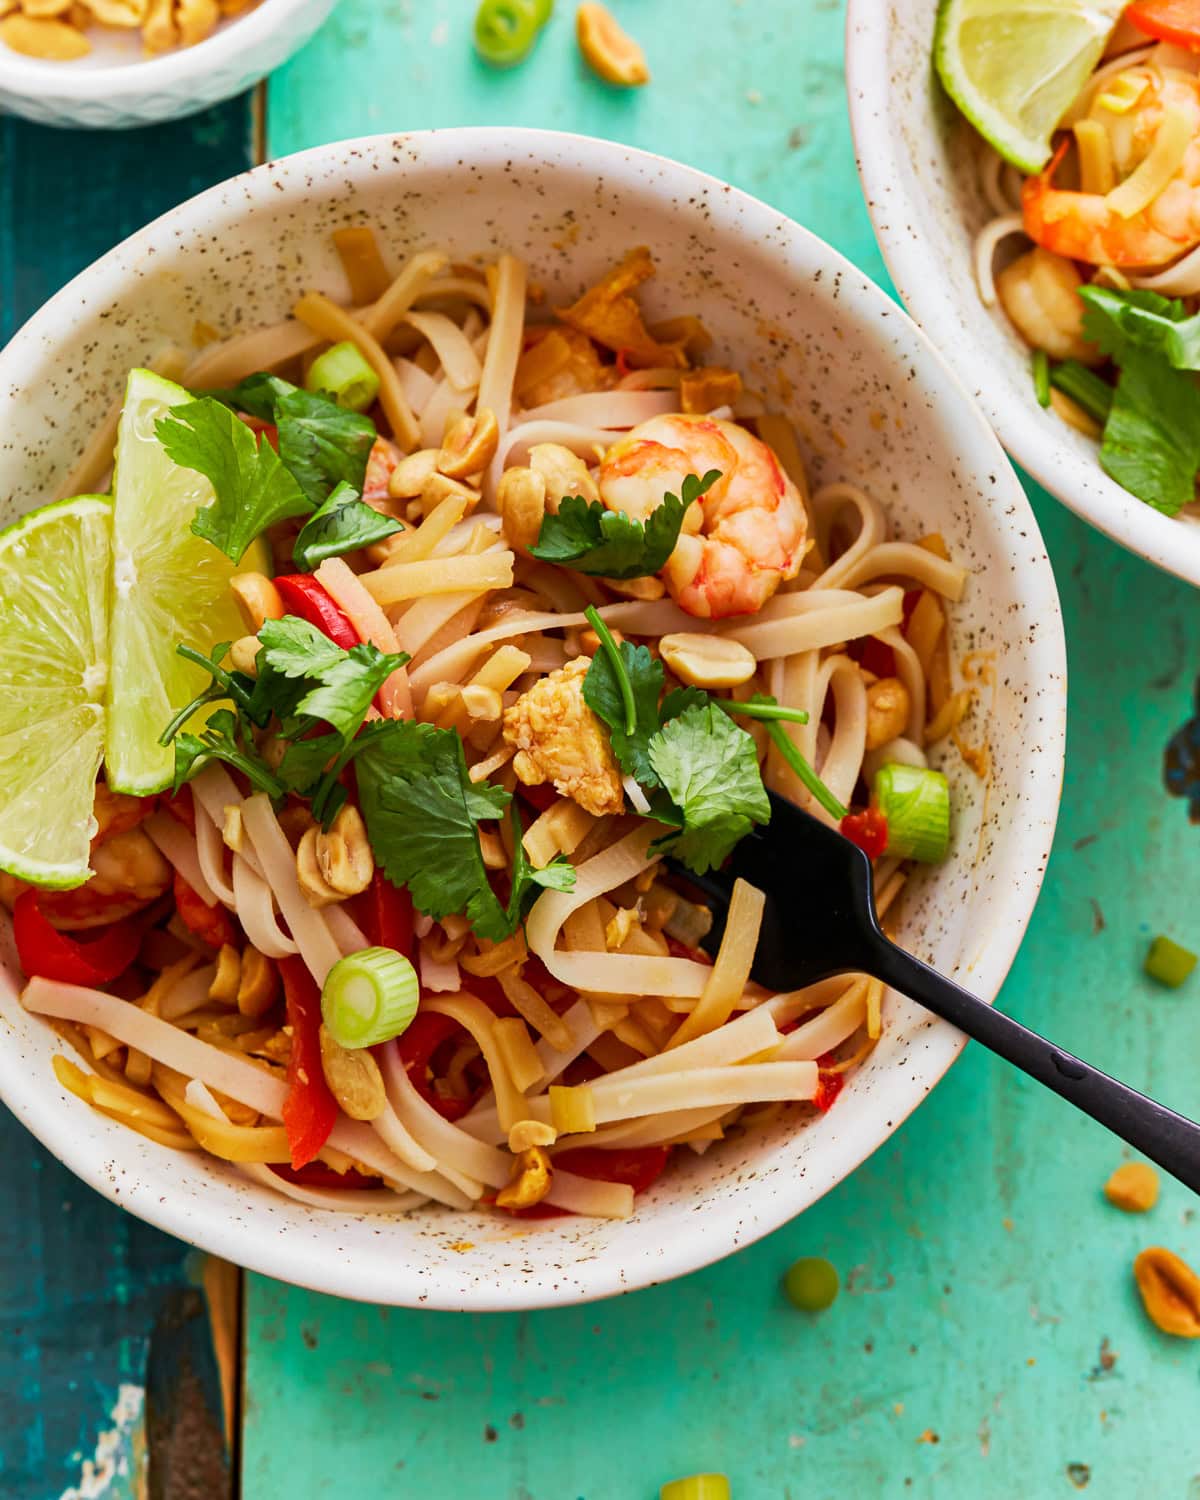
[144, 812, 217, 906]
[402, 310, 482, 392]
[240, 794, 343, 985]
[515, 390, 677, 428]
[477, 254, 525, 494]
[194, 803, 236, 908]
[231, 854, 298, 959]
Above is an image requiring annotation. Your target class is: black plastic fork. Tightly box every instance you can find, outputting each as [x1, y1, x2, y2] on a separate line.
[674, 792, 1200, 1195]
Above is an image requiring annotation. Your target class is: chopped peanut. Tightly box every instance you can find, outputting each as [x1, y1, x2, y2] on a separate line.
[576, 2, 649, 87]
[498, 465, 548, 554]
[208, 944, 241, 1004]
[508, 1119, 557, 1153]
[236, 947, 278, 1018]
[319, 1026, 387, 1121]
[496, 1144, 553, 1210]
[660, 632, 756, 690]
[388, 448, 439, 499]
[314, 805, 374, 897]
[865, 677, 910, 749]
[1133, 1247, 1200, 1338]
[1105, 1161, 1160, 1213]
[230, 572, 283, 633]
[438, 407, 500, 481]
[529, 442, 599, 506]
[295, 827, 343, 908]
[0, 12, 90, 55]
[229, 635, 261, 676]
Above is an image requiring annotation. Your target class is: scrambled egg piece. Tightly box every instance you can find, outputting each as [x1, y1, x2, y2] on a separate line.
[503, 657, 625, 817]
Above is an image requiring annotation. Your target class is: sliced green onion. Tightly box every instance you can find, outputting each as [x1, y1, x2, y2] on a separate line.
[321, 946, 419, 1048]
[660, 1477, 731, 1500]
[305, 341, 381, 413]
[715, 695, 810, 725]
[1049, 360, 1114, 427]
[1144, 935, 1197, 988]
[474, 0, 542, 66]
[1032, 349, 1051, 408]
[763, 721, 847, 821]
[872, 763, 950, 863]
[783, 1256, 839, 1311]
[585, 604, 636, 736]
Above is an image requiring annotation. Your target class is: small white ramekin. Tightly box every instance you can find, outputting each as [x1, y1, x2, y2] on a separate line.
[0, 0, 337, 129]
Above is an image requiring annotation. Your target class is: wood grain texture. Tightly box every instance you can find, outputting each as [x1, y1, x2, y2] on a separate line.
[0, 98, 253, 1500]
[244, 2, 1200, 1497]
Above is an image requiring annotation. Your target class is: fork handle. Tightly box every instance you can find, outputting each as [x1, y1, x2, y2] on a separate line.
[868, 931, 1200, 1195]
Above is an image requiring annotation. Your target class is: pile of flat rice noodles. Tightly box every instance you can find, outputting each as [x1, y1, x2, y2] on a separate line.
[24, 230, 970, 1220]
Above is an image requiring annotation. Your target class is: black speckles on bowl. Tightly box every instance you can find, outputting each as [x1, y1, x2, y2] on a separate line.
[0, 129, 1065, 1310]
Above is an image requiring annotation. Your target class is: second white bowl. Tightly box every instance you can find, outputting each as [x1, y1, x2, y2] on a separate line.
[846, 0, 1200, 588]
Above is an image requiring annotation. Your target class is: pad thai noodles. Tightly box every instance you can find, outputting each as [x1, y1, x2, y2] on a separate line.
[955, 4, 1200, 517]
[0, 233, 974, 1221]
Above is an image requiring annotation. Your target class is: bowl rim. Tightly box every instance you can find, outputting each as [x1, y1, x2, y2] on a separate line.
[0, 0, 320, 96]
[0, 127, 1067, 1308]
[844, 0, 1200, 590]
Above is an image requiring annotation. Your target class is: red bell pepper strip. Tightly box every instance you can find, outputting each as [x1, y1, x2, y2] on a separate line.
[274, 574, 359, 649]
[395, 1012, 473, 1121]
[354, 871, 414, 957]
[1127, 0, 1200, 47]
[840, 806, 889, 860]
[813, 1051, 846, 1113]
[278, 956, 338, 1169]
[173, 872, 239, 950]
[13, 890, 140, 986]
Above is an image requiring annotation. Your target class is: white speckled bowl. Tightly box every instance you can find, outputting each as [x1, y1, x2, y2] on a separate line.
[0, 0, 336, 130]
[0, 130, 1065, 1309]
[846, 0, 1200, 588]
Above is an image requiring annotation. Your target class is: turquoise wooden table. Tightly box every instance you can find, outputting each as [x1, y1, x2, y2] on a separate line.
[4, 3, 1200, 1496]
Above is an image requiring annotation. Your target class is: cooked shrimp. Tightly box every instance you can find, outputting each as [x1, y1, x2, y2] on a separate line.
[0, 782, 168, 929]
[1023, 73, 1200, 267]
[597, 413, 808, 619]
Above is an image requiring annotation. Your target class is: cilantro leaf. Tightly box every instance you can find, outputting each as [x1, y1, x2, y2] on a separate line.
[646, 701, 770, 874]
[171, 708, 285, 800]
[157, 397, 312, 563]
[277, 732, 341, 793]
[582, 637, 666, 786]
[292, 481, 402, 571]
[207, 372, 377, 507]
[529, 469, 720, 578]
[274, 387, 377, 507]
[257, 615, 408, 741]
[1098, 347, 1200, 517]
[1079, 286, 1200, 371]
[355, 721, 574, 942]
[355, 720, 510, 931]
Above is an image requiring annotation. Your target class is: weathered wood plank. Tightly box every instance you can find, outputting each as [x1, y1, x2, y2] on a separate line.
[0, 96, 254, 1500]
[244, 4, 1200, 1497]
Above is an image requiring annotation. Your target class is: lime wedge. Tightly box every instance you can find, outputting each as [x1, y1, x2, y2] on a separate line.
[935, 0, 1126, 174]
[0, 495, 111, 887]
[106, 368, 270, 796]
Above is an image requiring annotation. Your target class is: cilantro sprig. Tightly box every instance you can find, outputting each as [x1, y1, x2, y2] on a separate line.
[1072, 287, 1200, 516]
[292, 481, 402, 571]
[530, 469, 720, 578]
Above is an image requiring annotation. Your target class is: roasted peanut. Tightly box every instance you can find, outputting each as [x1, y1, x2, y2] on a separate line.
[296, 826, 343, 908]
[576, 2, 649, 86]
[230, 572, 284, 633]
[1133, 1247, 1200, 1337]
[420, 472, 481, 517]
[438, 407, 500, 480]
[508, 1119, 557, 1153]
[209, 944, 242, 1004]
[529, 442, 599, 505]
[315, 805, 374, 897]
[865, 677, 911, 749]
[229, 635, 261, 676]
[498, 465, 548, 554]
[579, 625, 624, 657]
[81, 0, 146, 20]
[388, 447, 440, 499]
[1105, 1161, 1160, 1213]
[605, 904, 639, 950]
[221, 804, 243, 854]
[460, 683, 503, 723]
[660, 632, 756, 690]
[22, 0, 74, 16]
[319, 1025, 387, 1121]
[495, 1144, 553, 1210]
[236, 946, 278, 1018]
[175, 0, 219, 47]
[0, 12, 90, 55]
[603, 573, 666, 601]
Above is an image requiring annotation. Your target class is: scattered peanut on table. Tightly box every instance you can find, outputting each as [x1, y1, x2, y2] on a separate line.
[1133, 1246, 1200, 1338]
[1104, 1161, 1159, 1214]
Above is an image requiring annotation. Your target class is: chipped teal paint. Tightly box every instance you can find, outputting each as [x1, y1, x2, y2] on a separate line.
[0, 101, 254, 1500]
[245, 2, 1200, 1496]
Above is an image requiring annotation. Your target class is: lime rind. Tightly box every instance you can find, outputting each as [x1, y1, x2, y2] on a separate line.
[0, 494, 111, 888]
[105, 368, 267, 797]
[935, 0, 1126, 175]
